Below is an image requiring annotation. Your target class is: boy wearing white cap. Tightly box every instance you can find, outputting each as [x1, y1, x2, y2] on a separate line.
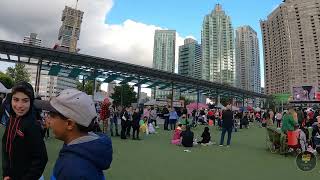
[36, 89, 113, 180]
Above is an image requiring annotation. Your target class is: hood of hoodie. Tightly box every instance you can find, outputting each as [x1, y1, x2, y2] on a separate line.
[60, 133, 113, 170]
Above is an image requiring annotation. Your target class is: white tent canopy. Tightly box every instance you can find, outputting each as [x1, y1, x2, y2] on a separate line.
[0, 82, 11, 93]
[144, 99, 157, 106]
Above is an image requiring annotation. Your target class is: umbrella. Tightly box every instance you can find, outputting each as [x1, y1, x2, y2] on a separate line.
[186, 102, 208, 110]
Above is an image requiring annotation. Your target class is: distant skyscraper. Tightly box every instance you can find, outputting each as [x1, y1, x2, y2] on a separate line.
[153, 30, 176, 73]
[152, 30, 176, 99]
[58, 6, 84, 53]
[51, 6, 84, 96]
[23, 33, 51, 99]
[235, 26, 261, 93]
[178, 38, 202, 79]
[23, 33, 41, 46]
[261, 0, 320, 95]
[201, 4, 235, 85]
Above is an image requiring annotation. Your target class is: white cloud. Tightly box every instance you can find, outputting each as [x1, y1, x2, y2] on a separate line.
[0, 0, 195, 94]
[0, 0, 192, 71]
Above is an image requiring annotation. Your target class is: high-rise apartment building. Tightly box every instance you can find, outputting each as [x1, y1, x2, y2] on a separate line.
[235, 26, 261, 93]
[153, 30, 176, 73]
[152, 30, 176, 99]
[261, 0, 320, 95]
[178, 38, 202, 79]
[23, 33, 41, 46]
[58, 6, 84, 53]
[201, 4, 235, 85]
[23, 33, 52, 99]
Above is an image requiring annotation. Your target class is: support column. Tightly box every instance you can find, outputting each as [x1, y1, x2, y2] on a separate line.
[137, 85, 141, 104]
[242, 94, 245, 108]
[82, 76, 85, 90]
[92, 79, 96, 100]
[35, 59, 42, 95]
[197, 89, 200, 110]
[121, 85, 124, 106]
[170, 82, 174, 108]
[92, 70, 97, 100]
[152, 87, 156, 100]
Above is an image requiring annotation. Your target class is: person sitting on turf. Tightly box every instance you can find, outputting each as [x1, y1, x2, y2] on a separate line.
[148, 121, 156, 134]
[171, 124, 183, 145]
[197, 127, 211, 145]
[180, 126, 194, 147]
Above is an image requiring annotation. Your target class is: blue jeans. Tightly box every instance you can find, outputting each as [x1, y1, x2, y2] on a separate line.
[110, 116, 119, 135]
[220, 127, 233, 145]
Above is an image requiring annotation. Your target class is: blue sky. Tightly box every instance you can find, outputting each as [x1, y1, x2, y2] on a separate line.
[106, 0, 282, 87]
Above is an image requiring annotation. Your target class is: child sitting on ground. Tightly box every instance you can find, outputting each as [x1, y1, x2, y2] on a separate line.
[139, 116, 148, 134]
[148, 121, 156, 134]
[197, 127, 212, 145]
[171, 124, 183, 145]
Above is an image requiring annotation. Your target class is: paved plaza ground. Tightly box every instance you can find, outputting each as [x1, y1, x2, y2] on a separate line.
[0, 123, 319, 180]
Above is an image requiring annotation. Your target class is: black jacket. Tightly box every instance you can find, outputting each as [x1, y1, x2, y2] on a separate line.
[222, 110, 234, 128]
[181, 130, 194, 147]
[132, 112, 141, 128]
[200, 131, 211, 143]
[2, 108, 48, 180]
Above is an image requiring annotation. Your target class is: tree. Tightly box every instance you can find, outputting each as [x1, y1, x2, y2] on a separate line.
[0, 72, 14, 89]
[76, 80, 101, 95]
[6, 64, 30, 83]
[220, 96, 232, 106]
[178, 96, 191, 107]
[111, 84, 137, 107]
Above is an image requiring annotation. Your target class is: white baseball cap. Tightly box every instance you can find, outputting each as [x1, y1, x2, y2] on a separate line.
[35, 89, 97, 127]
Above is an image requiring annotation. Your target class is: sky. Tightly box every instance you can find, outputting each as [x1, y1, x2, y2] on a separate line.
[0, 0, 283, 90]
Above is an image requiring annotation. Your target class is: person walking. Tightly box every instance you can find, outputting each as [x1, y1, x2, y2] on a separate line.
[219, 104, 234, 147]
[39, 89, 112, 179]
[2, 82, 48, 180]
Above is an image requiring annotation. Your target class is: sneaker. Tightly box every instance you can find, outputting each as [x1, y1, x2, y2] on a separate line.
[219, 145, 223, 147]
[155, 126, 159, 129]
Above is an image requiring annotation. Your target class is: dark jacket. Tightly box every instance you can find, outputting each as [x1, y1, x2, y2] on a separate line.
[312, 125, 320, 138]
[200, 131, 211, 143]
[162, 108, 169, 116]
[222, 109, 234, 128]
[2, 109, 48, 179]
[51, 133, 112, 180]
[132, 111, 141, 128]
[181, 130, 194, 147]
[120, 110, 130, 126]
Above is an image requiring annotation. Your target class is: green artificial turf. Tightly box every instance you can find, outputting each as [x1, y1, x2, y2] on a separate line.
[1, 124, 319, 180]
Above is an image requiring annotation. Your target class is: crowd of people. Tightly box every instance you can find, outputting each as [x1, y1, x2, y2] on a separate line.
[2, 81, 320, 179]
